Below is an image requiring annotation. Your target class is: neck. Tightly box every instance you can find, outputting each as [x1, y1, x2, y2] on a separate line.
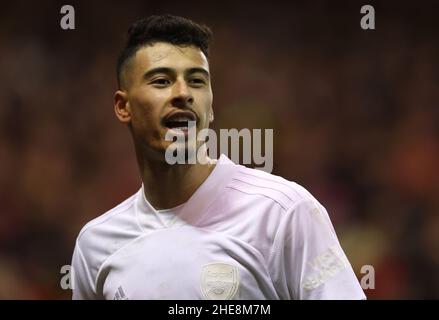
[137, 150, 215, 210]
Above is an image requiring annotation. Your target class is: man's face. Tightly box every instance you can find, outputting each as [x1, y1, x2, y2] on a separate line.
[116, 42, 213, 158]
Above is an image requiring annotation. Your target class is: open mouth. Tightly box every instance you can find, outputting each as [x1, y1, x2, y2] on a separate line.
[163, 111, 197, 131]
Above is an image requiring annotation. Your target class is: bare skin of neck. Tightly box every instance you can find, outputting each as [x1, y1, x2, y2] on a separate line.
[135, 149, 216, 210]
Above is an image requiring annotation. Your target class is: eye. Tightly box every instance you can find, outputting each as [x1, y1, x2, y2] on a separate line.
[151, 78, 171, 87]
[188, 78, 206, 86]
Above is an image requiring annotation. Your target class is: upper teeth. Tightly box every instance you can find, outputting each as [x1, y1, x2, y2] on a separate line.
[171, 117, 191, 122]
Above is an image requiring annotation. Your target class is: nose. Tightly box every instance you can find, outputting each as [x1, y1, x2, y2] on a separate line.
[171, 79, 194, 107]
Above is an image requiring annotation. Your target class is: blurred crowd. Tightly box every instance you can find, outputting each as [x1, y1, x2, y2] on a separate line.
[0, 1, 438, 299]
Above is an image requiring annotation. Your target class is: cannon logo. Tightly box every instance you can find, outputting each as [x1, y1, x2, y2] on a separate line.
[200, 262, 239, 300]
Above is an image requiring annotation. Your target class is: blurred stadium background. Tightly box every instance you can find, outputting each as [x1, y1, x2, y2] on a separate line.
[0, 0, 438, 299]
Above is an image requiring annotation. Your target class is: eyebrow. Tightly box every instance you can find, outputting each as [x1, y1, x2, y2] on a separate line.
[143, 67, 210, 80]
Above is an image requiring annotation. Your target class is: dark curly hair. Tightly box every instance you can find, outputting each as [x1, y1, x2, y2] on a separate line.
[117, 15, 213, 89]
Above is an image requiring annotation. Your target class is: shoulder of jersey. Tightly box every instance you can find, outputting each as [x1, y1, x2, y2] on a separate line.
[227, 164, 319, 212]
[75, 191, 138, 246]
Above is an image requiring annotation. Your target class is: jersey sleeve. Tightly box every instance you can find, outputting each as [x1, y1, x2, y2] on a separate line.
[71, 241, 98, 300]
[269, 199, 366, 300]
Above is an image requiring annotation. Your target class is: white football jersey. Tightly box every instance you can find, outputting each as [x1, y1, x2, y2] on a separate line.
[71, 154, 366, 300]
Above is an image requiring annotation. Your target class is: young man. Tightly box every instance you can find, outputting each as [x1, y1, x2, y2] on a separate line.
[71, 15, 365, 300]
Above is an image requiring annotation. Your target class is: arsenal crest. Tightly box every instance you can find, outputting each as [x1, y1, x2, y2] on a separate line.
[200, 262, 240, 300]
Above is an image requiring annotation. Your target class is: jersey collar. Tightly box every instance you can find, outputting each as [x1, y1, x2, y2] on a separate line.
[136, 154, 239, 228]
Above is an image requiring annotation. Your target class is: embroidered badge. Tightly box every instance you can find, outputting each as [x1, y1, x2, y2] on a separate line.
[200, 262, 239, 300]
